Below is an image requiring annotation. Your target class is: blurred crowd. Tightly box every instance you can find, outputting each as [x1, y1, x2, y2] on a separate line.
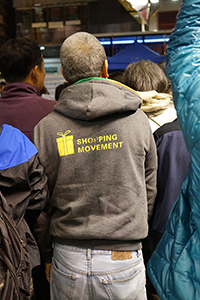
[0, 1, 199, 299]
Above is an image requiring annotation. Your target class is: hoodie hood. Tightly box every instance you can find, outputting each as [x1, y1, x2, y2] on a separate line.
[54, 78, 142, 121]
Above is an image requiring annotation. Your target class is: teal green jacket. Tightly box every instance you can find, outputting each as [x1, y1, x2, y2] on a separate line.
[148, 0, 200, 299]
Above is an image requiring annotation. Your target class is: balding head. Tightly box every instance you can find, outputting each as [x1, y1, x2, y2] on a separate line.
[60, 32, 107, 84]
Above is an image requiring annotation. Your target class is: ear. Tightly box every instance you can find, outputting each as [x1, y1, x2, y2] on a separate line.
[61, 65, 67, 81]
[30, 65, 40, 83]
[100, 59, 109, 79]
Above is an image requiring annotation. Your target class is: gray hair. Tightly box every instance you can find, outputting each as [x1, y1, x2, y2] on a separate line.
[60, 32, 107, 84]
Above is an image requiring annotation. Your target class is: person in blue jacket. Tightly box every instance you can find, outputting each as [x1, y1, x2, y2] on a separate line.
[0, 124, 50, 299]
[147, 0, 200, 299]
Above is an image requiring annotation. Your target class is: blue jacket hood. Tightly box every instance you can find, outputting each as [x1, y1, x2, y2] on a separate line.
[0, 124, 38, 170]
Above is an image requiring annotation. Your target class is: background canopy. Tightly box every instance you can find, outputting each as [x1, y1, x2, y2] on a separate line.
[108, 41, 164, 73]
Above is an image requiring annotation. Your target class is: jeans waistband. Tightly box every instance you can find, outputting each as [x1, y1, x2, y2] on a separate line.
[53, 242, 141, 257]
[53, 237, 142, 251]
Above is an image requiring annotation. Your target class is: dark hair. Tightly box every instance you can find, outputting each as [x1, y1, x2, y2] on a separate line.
[0, 81, 6, 87]
[123, 59, 169, 93]
[109, 72, 124, 84]
[55, 82, 70, 101]
[40, 85, 49, 96]
[0, 37, 43, 82]
[157, 60, 167, 76]
[157, 60, 171, 92]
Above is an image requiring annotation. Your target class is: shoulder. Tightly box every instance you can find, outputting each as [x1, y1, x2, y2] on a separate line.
[154, 118, 180, 142]
[0, 124, 38, 170]
[39, 97, 57, 107]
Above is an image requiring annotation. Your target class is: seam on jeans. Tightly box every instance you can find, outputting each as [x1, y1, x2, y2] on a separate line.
[51, 260, 77, 299]
[87, 249, 93, 299]
[54, 244, 141, 255]
[91, 259, 142, 276]
[52, 259, 77, 280]
[53, 250, 142, 276]
[102, 266, 143, 285]
[54, 244, 88, 253]
[54, 252, 88, 275]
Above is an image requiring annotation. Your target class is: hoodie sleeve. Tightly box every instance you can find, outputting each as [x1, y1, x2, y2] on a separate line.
[25, 153, 52, 262]
[145, 127, 157, 221]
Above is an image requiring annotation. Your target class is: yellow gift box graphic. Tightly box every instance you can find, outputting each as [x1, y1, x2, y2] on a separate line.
[56, 130, 75, 156]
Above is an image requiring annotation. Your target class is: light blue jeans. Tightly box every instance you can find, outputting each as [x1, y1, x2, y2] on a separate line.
[50, 243, 147, 300]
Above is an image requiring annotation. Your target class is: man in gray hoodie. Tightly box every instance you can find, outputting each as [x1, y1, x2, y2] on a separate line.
[33, 32, 157, 300]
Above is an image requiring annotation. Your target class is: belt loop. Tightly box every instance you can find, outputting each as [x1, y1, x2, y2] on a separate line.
[87, 248, 91, 260]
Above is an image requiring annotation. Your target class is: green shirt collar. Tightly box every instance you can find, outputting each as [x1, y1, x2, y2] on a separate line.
[74, 77, 107, 84]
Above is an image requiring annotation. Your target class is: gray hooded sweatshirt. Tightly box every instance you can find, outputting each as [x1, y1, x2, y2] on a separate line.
[33, 78, 157, 252]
